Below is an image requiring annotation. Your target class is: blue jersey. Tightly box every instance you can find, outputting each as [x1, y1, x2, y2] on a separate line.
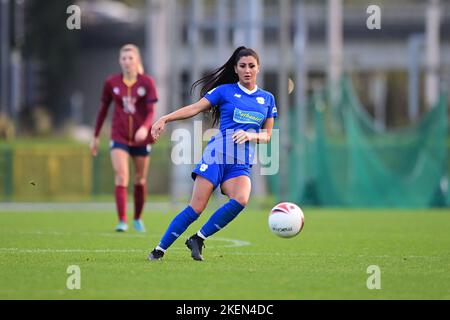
[203, 83, 277, 165]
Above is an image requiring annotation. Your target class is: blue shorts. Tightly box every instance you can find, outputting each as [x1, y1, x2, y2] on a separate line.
[110, 141, 151, 157]
[191, 159, 251, 190]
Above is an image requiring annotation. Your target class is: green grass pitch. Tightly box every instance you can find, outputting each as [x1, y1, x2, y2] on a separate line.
[0, 207, 449, 299]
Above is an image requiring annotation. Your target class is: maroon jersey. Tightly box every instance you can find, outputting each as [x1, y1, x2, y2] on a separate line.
[94, 74, 158, 146]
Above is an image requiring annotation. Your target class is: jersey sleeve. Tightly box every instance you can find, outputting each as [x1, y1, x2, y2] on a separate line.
[146, 76, 158, 103]
[94, 79, 113, 137]
[204, 86, 224, 106]
[101, 79, 113, 105]
[266, 94, 278, 119]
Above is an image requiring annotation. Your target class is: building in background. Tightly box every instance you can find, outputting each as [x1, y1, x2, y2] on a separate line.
[2, 0, 449, 130]
[1, 0, 449, 200]
[41, 0, 448, 129]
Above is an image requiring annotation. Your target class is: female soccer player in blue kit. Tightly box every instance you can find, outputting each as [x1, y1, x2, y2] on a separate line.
[148, 46, 277, 261]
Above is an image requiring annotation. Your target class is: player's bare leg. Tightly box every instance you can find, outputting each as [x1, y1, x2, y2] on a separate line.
[188, 176, 214, 215]
[220, 175, 251, 207]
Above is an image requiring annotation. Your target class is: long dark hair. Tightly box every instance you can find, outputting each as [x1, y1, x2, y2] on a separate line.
[191, 46, 260, 127]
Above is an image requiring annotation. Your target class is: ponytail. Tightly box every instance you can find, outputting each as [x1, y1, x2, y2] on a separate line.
[191, 46, 260, 127]
[137, 62, 144, 75]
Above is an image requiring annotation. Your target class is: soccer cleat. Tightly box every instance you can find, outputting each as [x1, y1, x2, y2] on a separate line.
[148, 249, 164, 261]
[115, 221, 128, 232]
[133, 219, 146, 232]
[185, 234, 205, 261]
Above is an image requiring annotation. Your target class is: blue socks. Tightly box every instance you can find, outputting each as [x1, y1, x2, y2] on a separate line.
[157, 200, 246, 251]
[158, 206, 199, 250]
[199, 199, 245, 238]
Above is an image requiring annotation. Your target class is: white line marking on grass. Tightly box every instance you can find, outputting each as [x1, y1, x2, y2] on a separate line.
[226, 252, 448, 259]
[0, 248, 146, 253]
[0, 202, 180, 212]
[0, 230, 252, 247]
[2, 230, 149, 238]
[0, 237, 251, 254]
[210, 237, 251, 248]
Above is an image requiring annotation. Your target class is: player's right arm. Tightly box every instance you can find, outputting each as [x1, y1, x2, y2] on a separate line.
[151, 97, 212, 141]
[91, 79, 113, 156]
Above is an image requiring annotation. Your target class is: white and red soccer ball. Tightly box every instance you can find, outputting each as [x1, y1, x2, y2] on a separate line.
[268, 202, 305, 238]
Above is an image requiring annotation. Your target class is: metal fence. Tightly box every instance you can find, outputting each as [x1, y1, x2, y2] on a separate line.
[0, 143, 171, 201]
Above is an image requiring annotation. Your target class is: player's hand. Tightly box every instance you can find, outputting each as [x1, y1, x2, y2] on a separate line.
[151, 117, 166, 141]
[232, 130, 255, 144]
[90, 137, 99, 156]
[135, 126, 149, 143]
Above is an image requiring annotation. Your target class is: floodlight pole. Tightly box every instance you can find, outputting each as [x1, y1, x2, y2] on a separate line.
[294, 1, 308, 201]
[0, 0, 10, 116]
[216, 0, 228, 62]
[425, 0, 440, 109]
[247, 0, 263, 53]
[145, 0, 171, 118]
[327, 0, 343, 105]
[246, 0, 267, 197]
[408, 34, 424, 121]
[278, 0, 290, 201]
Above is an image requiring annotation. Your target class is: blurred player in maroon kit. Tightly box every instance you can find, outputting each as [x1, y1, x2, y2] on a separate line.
[90, 44, 158, 232]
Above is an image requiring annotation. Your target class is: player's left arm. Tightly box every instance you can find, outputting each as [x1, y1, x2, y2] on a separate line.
[233, 117, 274, 144]
[136, 78, 158, 142]
[256, 117, 274, 144]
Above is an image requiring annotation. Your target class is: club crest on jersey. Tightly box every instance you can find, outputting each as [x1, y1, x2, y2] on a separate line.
[234, 93, 242, 98]
[256, 97, 265, 105]
[137, 86, 146, 97]
[113, 87, 120, 95]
